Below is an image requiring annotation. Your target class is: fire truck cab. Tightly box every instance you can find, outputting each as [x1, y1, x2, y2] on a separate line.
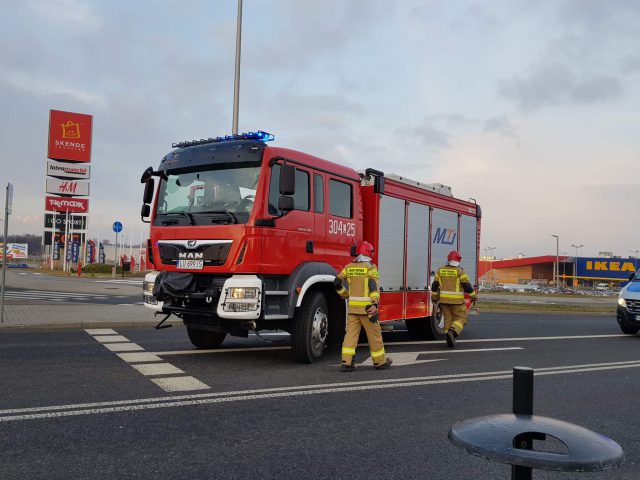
[141, 131, 481, 363]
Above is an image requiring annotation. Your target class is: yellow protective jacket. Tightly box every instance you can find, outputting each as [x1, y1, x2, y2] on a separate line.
[431, 265, 477, 305]
[335, 261, 380, 315]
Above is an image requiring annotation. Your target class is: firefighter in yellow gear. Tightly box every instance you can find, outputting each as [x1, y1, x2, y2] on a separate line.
[334, 241, 392, 372]
[431, 250, 478, 348]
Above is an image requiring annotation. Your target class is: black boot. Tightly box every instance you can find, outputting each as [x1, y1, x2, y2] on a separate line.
[341, 363, 356, 372]
[446, 330, 456, 348]
[374, 358, 393, 370]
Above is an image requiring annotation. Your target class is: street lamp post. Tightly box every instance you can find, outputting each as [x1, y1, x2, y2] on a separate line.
[232, 0, 243, 135]
[550, 234, 559, 293]
[571, 243, 583, 291]
[571, 243, 583, 258]
[486, 246, 497, 287]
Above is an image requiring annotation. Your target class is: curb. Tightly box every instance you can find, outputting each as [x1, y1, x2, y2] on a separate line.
[0, 320, 165, 331]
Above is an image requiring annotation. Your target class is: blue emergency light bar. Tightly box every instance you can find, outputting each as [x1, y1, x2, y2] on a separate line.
[172, 130, 275, 148]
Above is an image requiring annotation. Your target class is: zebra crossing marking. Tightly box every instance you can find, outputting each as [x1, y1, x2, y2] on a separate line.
[84, 329, 211, 392]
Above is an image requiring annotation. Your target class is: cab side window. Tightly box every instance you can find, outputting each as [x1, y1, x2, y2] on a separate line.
[268, 164, 310, 215]
[314, 174, 324, 213]
[329, 179, 352, 218]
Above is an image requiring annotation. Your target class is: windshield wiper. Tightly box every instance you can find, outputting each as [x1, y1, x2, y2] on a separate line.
[196, 210, 238, 224]
[159, 212, 194, 225]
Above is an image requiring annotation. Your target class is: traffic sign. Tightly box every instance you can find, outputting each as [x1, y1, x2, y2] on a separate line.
[112, 221, 123, 233]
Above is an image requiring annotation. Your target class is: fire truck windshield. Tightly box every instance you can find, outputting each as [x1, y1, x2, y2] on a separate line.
[155, 165, 260, 225]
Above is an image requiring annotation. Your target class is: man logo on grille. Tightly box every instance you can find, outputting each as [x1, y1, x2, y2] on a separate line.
[187, 240, 198, 249]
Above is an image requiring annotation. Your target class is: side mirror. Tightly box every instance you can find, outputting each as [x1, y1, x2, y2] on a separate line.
[143, 179, 155, 204]
[278, 195, 294, 212]
[141, 204, 151, 218]
[141, 166, 154, 183]
[279, 164, 295, 195]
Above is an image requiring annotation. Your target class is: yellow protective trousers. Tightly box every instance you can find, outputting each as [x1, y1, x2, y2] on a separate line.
[441, 303, 468, 336]
[341, 314, 386, 367]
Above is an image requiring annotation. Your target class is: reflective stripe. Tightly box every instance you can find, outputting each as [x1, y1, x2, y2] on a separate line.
[441, 290, 463, 296]
[370, 348, 385, 358]
[441, 293, 464, 299]
[342, 347, 356, 355]
[349, 300, 370, 306]
[350, 296, 370, 302]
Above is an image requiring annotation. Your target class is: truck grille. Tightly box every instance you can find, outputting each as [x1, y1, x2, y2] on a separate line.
[158, 241, 232, 267]
[627, 299, 640, 314]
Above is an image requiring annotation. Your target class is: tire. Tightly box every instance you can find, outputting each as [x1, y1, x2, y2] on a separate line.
[406, 304, 445, 340]
[619, 324, 640, 335]
[186, 326, 227, 349]
[291, 290, 329, 363]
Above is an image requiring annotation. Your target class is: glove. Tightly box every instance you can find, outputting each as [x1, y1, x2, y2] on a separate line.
[366, 304, 379, 323]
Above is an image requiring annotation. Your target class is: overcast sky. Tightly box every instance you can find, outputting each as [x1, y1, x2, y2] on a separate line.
[2, 0, 639, 258]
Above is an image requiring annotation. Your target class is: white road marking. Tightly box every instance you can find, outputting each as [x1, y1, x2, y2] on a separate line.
[3, 359, 640, 422]
[157, 346, 291, 356]
[5, 290, 110, 297]
[84, 328, 117, 335]
[360, 347, 523, 367]
[93, 279, 143, 285]
[94, 335, 129, 343]
[151, 376, 210, 392]
[131, 363, 185, 376]
[86, 330, 210, 392]
[359, 355, 445, 367]
[104, 343, 145, 352]
[382, 334, 626, 347]
[117, 352, 163, 363]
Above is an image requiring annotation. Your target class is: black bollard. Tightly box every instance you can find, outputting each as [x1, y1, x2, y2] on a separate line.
[512, 367, 534, 480]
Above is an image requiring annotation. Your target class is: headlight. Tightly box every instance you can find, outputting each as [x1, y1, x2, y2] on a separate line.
[143, 280, 155, 295]
[228, 287, 259, 299]
[618, 297, 627, 308]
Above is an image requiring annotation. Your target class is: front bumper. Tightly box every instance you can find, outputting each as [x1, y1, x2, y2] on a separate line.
[143, 272, 262, 320]
[616, 306, 640, 326]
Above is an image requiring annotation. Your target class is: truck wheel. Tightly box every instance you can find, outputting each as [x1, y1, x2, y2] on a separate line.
[291, 291, 329, 363]
[619, 324, 640, 335]
[186, 326, 226, 349]
[406, 305, 445, 340]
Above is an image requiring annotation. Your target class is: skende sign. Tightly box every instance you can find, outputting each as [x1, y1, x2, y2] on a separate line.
[47, 110, 93, 162]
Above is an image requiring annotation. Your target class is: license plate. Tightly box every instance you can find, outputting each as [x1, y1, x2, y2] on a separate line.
[177, 259, 204, 269]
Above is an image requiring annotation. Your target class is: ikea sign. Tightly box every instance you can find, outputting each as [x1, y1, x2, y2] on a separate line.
[576, 258, 640, 280]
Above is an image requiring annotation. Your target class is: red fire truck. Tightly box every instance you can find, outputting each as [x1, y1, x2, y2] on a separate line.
[140, 131, 481, 363]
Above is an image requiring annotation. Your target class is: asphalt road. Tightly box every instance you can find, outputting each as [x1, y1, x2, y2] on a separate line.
[1, 312, 638, 479]
[1, 270, 142, 305]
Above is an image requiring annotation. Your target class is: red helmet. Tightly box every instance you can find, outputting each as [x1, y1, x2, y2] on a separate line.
[356, 241, 375, 257]
[447, 250, 462, 262]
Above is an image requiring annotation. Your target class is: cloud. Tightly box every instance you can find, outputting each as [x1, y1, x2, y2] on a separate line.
[499, 63, 623, 110]
[26, 0, 101, 32]
[2, 70, 107, 107]
[482, 116, 517, 138]
[406, 125, 450, 149]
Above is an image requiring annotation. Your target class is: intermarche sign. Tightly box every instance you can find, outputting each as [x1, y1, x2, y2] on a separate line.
[46, 159, 91, 179]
